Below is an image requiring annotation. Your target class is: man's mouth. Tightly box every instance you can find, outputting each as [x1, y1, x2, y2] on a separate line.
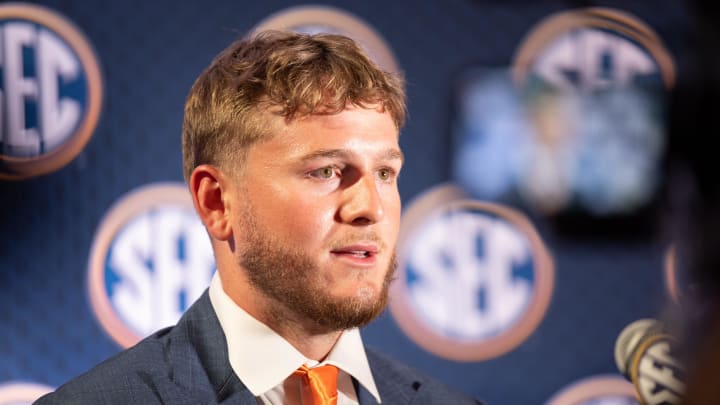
[330, 244, 379, 260]
[345, 250, 372, 258]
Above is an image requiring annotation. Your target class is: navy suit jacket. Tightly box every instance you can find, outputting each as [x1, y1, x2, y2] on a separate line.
[36, 292, 482, 404]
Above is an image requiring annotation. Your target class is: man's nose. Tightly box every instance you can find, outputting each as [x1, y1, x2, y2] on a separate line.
[339, 174, 384, 225]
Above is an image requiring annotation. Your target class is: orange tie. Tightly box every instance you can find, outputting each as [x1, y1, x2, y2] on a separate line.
[293, 364, 339, 405]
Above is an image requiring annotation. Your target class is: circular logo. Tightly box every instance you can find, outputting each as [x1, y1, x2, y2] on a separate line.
[546, 375, 637, 405]
[0, 381, 53, 405]
[513, 8, 675, 89]
[88, 183, 215, 348]
[251, 5, 399, 73]
[0, 3, 103, 180]
[502, 7, 675, 215]
[389, 183, 554, 361]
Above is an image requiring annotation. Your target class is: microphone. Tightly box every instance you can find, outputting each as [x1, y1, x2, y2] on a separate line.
[614, 319, 686, 404]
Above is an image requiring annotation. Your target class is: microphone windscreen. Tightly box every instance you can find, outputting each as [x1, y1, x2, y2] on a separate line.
[614, 318, 686, 405]
[614, 318, 663, 378]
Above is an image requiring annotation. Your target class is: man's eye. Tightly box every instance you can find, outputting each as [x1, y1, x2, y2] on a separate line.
[378, 168, 394, 181]
[311, 166, 336, 179]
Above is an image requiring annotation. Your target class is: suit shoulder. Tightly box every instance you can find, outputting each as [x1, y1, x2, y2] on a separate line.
[34, 293, 221, 404]
[365, 348, 484, 404]
[35, 330, 172, 404]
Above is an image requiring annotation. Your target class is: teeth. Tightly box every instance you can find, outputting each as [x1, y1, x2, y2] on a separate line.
[350, 251, 368, 257]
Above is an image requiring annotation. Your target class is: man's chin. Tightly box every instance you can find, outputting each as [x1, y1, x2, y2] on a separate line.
[305, 285, 390, 330]
[334, 282, 383, 301]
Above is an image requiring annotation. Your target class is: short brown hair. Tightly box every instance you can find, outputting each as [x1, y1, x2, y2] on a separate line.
[181, 30, 406, 181]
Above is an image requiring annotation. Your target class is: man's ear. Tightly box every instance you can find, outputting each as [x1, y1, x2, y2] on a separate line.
[189, 164, 233, 241]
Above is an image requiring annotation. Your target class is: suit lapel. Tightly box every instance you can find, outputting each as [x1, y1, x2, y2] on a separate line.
[357, 349, 426, 405]
[166, 291, 257, 404]
[355, 379, 381, 405]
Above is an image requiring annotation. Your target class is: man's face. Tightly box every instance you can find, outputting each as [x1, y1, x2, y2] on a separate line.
[231, 105, 403, 331]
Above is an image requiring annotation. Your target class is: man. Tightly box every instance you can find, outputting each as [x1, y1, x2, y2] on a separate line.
[36, 31, 481, 404]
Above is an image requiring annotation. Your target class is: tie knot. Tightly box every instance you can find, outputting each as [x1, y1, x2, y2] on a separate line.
[294, 364, 339, 405]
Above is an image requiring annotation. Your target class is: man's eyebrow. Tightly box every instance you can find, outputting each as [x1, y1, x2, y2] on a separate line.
[300, 148, 404, 163]
[300, 149, 350, 162]
[382, 148, 405, 163]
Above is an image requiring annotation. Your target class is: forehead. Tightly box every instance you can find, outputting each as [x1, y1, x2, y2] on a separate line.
[258, 106, 400, 158]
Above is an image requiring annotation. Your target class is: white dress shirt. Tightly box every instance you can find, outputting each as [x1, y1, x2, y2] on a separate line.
[208, 272, 382, 404]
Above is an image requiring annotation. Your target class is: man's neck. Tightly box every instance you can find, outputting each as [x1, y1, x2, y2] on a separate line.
[261, 294, 344, 361]
[220, 269, 342, 361]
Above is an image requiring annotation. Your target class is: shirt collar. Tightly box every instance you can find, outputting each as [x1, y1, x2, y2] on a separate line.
[208, 272, 381, 402]
[323, 326, 381, 402]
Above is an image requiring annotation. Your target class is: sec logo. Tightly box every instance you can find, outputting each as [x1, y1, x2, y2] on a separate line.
[0, 3, 102, 179]
[389, 184, 554, 361]
[251, 5, 398, 73]
[88, 183, 214, 348]
[546, 375, 637, 405]
[513, 7, 675, 90]
[0, 381, 53, 404]
[508, 7, 675, 215]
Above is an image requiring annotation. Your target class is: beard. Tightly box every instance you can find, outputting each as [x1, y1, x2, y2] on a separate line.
[238, 210, 397, 333]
